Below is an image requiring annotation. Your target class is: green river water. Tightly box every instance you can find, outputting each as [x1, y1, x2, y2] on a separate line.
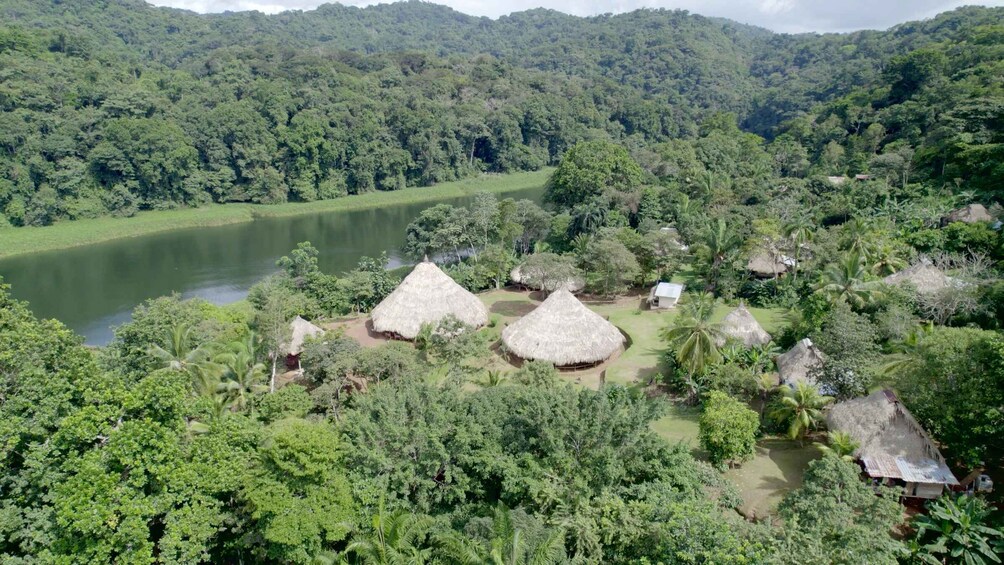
[0, 186, 543, 345]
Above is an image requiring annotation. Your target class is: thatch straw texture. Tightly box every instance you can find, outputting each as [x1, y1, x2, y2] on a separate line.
[717, 303, 771, 347]
[944, 203, 991, 224]
[776, 338, 825, 386]
[882, 260, 953, 294]
[284, 316, 325, 355]
[501, 288, 624, 366]
[746, 252, 789, 277]
[510, 264, 585, 293]
[371, 261, 489, 340]
[827, 390, 957, 484]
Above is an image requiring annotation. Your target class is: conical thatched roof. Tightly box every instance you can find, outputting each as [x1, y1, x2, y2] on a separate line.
[776, 338, 825, 386]
[882, 260, 953, 294]
[746, 252, 790, 277]
[944, 203, 991, 224]
[371, 261, 489, 339]
[501, 288, 624, 366]
[283, 316, 325, 356]
[717, 303, 771, 347]
[827, 390, 958, 484]
[510, 264, 585, 293]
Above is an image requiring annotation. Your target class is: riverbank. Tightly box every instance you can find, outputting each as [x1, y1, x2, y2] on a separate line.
[0, 169, 552, 259]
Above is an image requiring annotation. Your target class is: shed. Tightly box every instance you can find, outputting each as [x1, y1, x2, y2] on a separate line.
[282, 316, 325, 369]
[648, 282, 684, 309]
[882, 259, 955, 295]
[747, 252, 794, 278]
[942, 203, 992, 225]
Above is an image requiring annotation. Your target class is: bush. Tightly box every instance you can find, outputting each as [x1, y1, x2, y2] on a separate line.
[699, 391, 759, 468]
[257, 385, 313, 423]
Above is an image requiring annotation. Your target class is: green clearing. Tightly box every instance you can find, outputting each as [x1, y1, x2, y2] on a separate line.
[475, 287, 814, 516]
[0, 169, 552, 259]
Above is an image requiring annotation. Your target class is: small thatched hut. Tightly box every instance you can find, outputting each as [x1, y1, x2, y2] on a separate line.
[943, 203, 992, 225]
[501, 288, 624, 367]
[882, 260, 954, 294]
[746, 252, 793, 278]
[509, 264, 585, 293]
[283, 316, 325, 369]
[717, 303, 771, 347]
[371, 261, 489, 340]
[827, 389, 959, 499]
[776, 338, 825, 386]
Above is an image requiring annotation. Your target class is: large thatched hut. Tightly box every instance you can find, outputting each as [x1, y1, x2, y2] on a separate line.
[509, 264, 585, 293]
[882, 260, 954, 294]
[942, 203, 992, 225]
[371, 261, 489, 340]
[776, 338, 825, 386]
[827, 390, 958, 499]
[746, 252, 794, 278]
[283, 316, 325, 369]
[501, 288, 624, 368]
[717, 303, 771, 347]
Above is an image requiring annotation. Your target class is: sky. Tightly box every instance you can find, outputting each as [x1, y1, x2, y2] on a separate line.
[146, 0, 1004, 33]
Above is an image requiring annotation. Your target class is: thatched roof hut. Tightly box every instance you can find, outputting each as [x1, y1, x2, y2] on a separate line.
[943, 203, 991, 224]
[501, 288, 624, 367]
[371, 261, 489, 340]
[882, 260, 954, 294]
[718, 303, 771, 347]
[776, 338, 825, 386]
[283, 316, 325, 356]
[746, 252, 793, 278]
[510, 264, 585, 293]
[827, 390, 958, 497]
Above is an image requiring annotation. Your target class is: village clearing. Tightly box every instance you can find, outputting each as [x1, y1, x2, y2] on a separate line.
[327, 286, 819, 517]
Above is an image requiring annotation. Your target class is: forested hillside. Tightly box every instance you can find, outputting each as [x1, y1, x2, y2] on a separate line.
[0, 1, 1001, 225]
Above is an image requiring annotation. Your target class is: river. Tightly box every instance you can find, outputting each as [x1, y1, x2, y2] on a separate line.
[0, 185, 544, 345]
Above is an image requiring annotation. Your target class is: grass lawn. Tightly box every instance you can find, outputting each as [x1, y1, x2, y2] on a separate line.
[0, 169, 552, 259]
[650, 403, 821, 517]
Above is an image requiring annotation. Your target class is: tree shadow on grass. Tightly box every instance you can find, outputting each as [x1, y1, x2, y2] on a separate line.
[490, 300, 536, 317]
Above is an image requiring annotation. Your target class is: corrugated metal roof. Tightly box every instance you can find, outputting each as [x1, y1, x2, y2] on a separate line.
[654, 282, 684, 299]
[896, 458, 959, 486]
[863, 455, 903, 479]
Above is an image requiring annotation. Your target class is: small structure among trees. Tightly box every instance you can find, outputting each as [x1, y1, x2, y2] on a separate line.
[882, 259, 955, 294]
[746, 252, 794, 278]
[776, 338, 825, 387]
[370, 260, 489, 340]
[282, 316, 324, 370]
[648, 282, 684, 309]
[501, 288, 624, 368]
[826, 389, 959, 500]
[942, 203, 992, 225]
[717, 302, 771, 347]
[510, 257, 584, 294]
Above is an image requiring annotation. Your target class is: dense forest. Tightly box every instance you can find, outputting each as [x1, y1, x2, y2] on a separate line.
[0, 1, 1001, 225]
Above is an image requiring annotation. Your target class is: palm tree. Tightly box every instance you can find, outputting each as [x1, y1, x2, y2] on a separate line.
[881, 322, 934, 377]
[840, 217, 874, 258]
[783, 215, 814, 281]
[814, 251, 883, 308]
[660, 293, 726, 384]
[911, 495, 1004, 565]
[815, 431, 859, 461]
[868, 240, 908, 277]
[147, 324, 209, 371]
[769, 382, 833, 441]
[437, 505, 566, 565]
[697, 218, 740, 291]
[345, 504, 435, 565]
[214, 332, 268, 413]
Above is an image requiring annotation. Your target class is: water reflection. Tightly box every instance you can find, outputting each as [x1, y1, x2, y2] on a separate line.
[0, 186, 543, 344]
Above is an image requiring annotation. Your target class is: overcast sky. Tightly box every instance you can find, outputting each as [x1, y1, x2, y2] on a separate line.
[146, 0, 1004, 33]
